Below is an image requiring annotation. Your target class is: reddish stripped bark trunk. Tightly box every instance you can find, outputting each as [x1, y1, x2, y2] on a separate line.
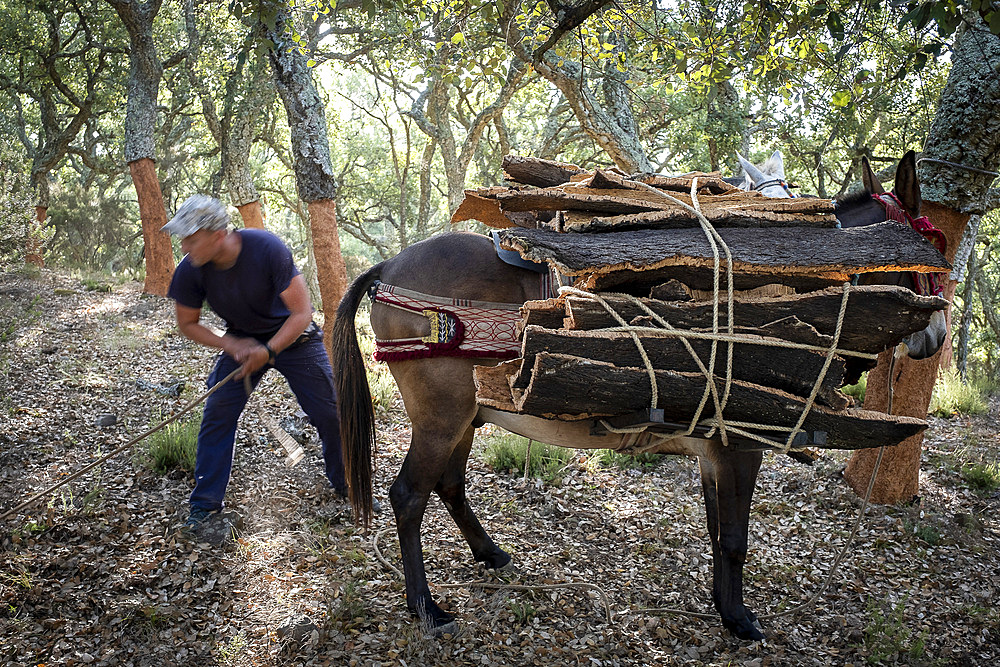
[26, 206, 46, 267]
[129, 158, 175, 296]
[307, 199, 347, 355]
[236, 200, 265, 229]
[844, 203, 970, 502]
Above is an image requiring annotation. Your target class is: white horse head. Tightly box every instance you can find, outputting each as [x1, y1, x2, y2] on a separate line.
[737, 150, 794, 198]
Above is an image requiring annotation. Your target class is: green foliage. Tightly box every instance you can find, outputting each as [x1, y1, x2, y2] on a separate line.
[137, 411, 201, 474]
[592, 449, 664, 470]
[961, 461, 1000, 493]
[841, 373, 868, 403]
[929, 368, 990, 417]
[481, 432, 573, 483]
[0, 294, 41, 344]
[46, 182, 142, 275]
[327, 579, 367, 628]
[0, 140, 36, 263]
[859, 596, 928, 665]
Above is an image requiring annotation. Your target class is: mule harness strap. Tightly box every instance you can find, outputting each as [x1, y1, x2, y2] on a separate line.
[0, 368, 242, 522]
[753, 178, 796, 197]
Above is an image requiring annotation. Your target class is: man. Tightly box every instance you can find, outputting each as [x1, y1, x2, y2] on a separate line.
[163, 195, 352, 532]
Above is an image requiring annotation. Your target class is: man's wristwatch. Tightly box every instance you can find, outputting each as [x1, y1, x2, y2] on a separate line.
[264, 343, 277, 364]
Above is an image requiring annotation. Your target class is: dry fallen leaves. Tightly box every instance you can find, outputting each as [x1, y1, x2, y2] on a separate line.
[0, 268, 998, 666]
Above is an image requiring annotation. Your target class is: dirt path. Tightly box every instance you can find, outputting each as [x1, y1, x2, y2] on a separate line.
[1, 268, 998, 666]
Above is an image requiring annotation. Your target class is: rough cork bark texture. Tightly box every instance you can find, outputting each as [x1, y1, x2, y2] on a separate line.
[497, 223, 950, 280]
[26, 206, 46, 267]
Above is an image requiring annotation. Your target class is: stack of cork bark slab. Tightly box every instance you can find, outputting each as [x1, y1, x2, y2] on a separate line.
[459, 155, 952, 451]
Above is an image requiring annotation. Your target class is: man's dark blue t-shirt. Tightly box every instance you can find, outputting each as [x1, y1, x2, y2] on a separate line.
[167, 228, 301, 341]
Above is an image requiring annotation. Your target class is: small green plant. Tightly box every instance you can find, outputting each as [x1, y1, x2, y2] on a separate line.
[592, 448, 664, 470]
[137, 410, 201, 473]
[0, 566, 33, 590]
[929, 367, 989, 417]
[509, 599, 537, 624]
[841, 372, 867, 402]
[859, 596, 927, 664]
[904, 518, 941, 546]
[81, 278, 111, 292]
[217, 630, 249, 666]
[481, 432, 573, 482]
[367, 367, 398, 412]
[327, 580, 367, 627]
[961, 461, 1000, 493]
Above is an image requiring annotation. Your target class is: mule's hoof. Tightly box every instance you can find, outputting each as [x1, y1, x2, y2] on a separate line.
[477, 549, 512, 571]
[725, 614, 766, 641]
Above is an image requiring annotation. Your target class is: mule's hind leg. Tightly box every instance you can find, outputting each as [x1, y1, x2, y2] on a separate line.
[699, 445, 765, 640]
[435, 424, 511, 570]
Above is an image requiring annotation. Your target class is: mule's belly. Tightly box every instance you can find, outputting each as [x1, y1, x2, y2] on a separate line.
[478, 407, 712, 457]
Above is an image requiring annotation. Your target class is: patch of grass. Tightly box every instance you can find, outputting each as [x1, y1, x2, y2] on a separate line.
[509, 599, 538, 624]
[327, 580, 367, 628]
[841, 372, 867, 402]
[592, 449, 664, 470]
[929, 367, 989, 417]
[0, 294, 42, 344]
[904, 518, 941, 546]
[961, 461, 1000, 494]
[367, 367, 398, 412]
[81, 277, 111, 292]
[859, 596, 928, 665]
[136, 410, 200, 473]
[481, 432, 573, 483]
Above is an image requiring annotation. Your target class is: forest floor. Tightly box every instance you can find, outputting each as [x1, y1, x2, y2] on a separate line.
[1, 267, 998, 667]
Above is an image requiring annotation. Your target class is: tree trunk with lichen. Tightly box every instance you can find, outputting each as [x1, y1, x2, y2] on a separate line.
[107, 0, 175, 295]
[265, 11, 347, 355]
[845, 17, 1000, 503]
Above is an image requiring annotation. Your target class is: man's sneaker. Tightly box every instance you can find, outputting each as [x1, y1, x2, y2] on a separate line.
[183, 506, 217, 531]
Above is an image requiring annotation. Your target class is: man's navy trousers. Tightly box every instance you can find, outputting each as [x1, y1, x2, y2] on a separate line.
[190, 333, 345, 511]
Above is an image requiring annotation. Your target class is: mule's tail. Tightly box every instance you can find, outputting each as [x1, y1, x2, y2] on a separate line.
[331, 262, 382, 528]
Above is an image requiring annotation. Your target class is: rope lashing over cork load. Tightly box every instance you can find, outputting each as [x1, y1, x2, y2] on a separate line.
[568, 177, 875, 454]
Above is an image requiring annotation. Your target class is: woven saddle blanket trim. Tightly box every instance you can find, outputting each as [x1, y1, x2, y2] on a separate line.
[370, 281, 524, 362]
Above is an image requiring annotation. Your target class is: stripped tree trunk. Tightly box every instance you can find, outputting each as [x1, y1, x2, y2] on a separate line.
[265, 10, 346, 354]
[845, 17, 1000, 503]
[106, 0, 175, 296]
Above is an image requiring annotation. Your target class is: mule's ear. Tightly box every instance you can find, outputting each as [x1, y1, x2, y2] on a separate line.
[737, 153, 765, 185]
[768, 150, 786, 179]
[861, 155, 885, 195]
[893, 150, 921, 217]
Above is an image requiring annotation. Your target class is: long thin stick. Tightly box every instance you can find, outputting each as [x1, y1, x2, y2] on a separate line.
[0, 368, 240, 522]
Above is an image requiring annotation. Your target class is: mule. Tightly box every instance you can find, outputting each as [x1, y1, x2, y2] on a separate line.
[737, 150, 794, 198]
[835, 150, 948, 359]
[330, 152, 945, 641]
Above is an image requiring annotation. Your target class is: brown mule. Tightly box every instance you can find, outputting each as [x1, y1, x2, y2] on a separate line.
[331, 155, 943, 640]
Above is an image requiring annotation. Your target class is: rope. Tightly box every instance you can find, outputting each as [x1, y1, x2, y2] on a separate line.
[637, 351, 897, 626]
[369, 525, 612, 622]
[559, 280, 863, 453]
[916, 156, 1000, 178]
[0, 368, 241, 522]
